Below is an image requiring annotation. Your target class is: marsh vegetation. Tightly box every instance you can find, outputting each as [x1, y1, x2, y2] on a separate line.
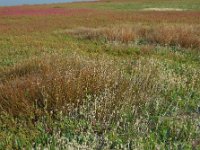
[0, 0, 200, 149]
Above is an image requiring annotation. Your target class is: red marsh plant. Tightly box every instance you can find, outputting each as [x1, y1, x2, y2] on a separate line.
[0, 6, 200, 35]
[0, 6, 95, 16]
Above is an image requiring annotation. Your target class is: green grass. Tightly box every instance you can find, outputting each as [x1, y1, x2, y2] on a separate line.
[64, 0, 200, 11]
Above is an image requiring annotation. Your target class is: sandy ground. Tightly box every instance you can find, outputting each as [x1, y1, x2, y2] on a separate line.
[142, 8, 187, 11]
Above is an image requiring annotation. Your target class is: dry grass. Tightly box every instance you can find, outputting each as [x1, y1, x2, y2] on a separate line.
[66, 25, 200, 49]
[137, 25, 200, 49]
[0, 54, 163, 121]
[0, 54, 116, 116]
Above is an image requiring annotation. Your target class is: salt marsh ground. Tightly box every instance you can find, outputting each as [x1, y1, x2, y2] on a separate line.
[0, 0, 200, 149]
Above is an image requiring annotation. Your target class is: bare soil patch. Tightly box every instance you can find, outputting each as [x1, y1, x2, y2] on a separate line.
[142, 8, 187, 11]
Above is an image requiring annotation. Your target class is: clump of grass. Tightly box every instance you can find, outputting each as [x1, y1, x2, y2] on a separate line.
[0, 54, 118, 116]
[137, 25, 200, 49]
[66, 25, 200, 49]
[66, 26, 136, 44]
[0, 54, 164, 119]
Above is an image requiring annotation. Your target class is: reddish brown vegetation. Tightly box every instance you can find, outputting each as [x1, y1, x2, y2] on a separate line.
[0, 6, 200, 36]
[137, 25, 200, 48]
[0, 56, 119, 116]
[0, 6, 94, 16]
[67, 25, 200, 49]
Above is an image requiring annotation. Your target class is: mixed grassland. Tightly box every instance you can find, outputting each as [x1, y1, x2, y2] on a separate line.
[0, 0, 200, 149]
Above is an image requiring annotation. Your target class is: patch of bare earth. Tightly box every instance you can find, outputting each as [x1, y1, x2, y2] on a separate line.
[142, 8, 187, 11]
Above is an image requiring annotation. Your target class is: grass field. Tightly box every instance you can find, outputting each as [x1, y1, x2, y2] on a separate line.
[0, 0, 200, 149]
[65, 0, 200, 11]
